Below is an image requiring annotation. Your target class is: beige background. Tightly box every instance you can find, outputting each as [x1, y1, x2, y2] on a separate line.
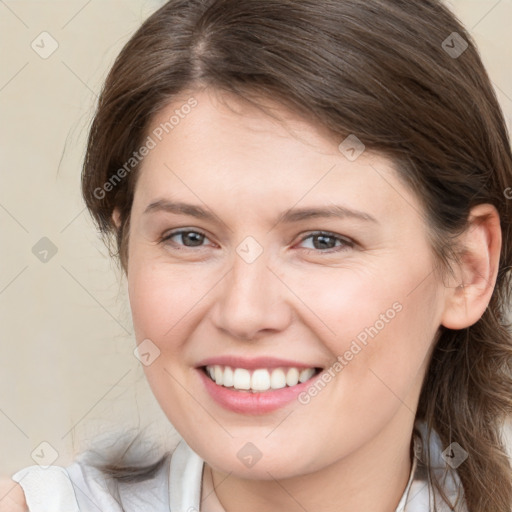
[1, 0, 511, 476]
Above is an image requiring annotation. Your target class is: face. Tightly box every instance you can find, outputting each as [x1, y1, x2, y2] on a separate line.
[124, 87, 448, 479]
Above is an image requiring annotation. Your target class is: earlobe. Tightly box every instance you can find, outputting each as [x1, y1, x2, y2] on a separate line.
[112, 207, 122, 229]
[440, 204, 501, 330]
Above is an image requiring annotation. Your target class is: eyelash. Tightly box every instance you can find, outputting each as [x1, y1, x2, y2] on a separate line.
[160, 229, 354, 254]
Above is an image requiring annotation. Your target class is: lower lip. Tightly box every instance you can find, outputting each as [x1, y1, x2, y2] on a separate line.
[196, 367, 322, 414]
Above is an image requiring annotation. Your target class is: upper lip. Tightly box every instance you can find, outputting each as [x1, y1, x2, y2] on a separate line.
[196, 355, 323, 370]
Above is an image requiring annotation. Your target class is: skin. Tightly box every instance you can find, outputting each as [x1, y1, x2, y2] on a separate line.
[110, 87, 500, 512]
[0, 479, 27, 512]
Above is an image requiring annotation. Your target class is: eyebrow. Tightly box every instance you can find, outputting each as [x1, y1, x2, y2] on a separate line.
[143, 199, 378, 224]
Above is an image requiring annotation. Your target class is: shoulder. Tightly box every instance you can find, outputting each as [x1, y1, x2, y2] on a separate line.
[410, 421, 468, 511]
[0, 478, 27, 512]
[8, 458, 127, 512]
[1, 440, 184, 512]
[8, 463, 82, 512]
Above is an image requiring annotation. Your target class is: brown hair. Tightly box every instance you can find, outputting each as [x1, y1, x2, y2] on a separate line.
[81, 0, 512, 510]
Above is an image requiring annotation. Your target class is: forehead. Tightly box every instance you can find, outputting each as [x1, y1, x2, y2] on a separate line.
[133, 88, 418, 224]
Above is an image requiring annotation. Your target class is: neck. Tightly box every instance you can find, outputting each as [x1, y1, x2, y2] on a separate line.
[209, 412, 415, 512]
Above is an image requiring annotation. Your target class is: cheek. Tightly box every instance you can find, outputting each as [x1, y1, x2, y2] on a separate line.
[288, 257, 442, 398]
[127, 259, 215, 429]
[288, 256, 438, 342]
[127, 256, 205, 343]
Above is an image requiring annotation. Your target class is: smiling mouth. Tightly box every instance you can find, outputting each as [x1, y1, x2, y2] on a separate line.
[201, 365, 323, 393]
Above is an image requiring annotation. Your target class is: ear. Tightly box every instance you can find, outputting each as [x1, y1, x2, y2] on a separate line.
[440, 203, 501, 330]
[112, 207, 122, 229]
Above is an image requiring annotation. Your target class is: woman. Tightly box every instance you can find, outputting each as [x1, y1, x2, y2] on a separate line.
[3, 0, 512, 511]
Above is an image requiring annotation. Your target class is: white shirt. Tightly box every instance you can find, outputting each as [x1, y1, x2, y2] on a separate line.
[11, 421, 466, 511]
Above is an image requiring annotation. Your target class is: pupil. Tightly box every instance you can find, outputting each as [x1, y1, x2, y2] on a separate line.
[184, 232, 204, 246]
[314, 235, 334, 250]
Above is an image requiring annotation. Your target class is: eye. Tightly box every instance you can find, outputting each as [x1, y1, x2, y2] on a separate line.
[297, 231, 354, 253]
[160, 229, 212, 249]
[160, 229, 354, 254]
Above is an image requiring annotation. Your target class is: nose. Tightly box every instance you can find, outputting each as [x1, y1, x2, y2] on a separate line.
[211, 250, 293, 341]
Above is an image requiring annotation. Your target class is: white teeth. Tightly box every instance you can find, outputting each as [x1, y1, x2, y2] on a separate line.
[223, 366, 234, 387]
[299, 367, 315, 383]
[251, 369, 271, 391]
[214, 365, 224, 385]
[270, 368, 287, 389]
[285, 367, 299, 386]
[233, 368, 251, 390]
[205, 365, 318, 392]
